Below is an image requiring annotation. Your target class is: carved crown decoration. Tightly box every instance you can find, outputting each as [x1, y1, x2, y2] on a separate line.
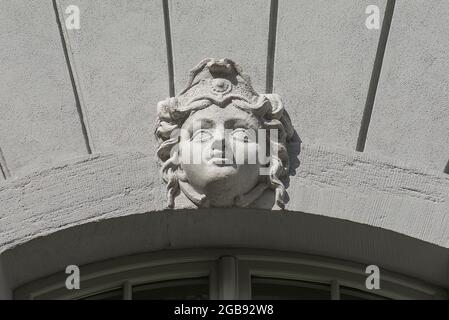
[155, 58, 294, 209]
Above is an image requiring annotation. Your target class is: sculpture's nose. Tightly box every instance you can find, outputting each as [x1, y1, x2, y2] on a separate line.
[211, 126, 227, 154]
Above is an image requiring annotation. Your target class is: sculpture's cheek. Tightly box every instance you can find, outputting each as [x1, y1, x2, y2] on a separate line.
[232, 141, 261, 165]
[178, 140, 208, 166]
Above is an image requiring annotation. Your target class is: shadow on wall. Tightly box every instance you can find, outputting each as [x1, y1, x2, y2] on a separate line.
[284, 130, 301, 205]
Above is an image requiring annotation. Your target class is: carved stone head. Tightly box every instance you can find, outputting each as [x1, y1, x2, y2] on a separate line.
[155, 58, 294, 209]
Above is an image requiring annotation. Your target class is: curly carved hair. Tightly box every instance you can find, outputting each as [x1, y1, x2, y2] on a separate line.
[155, 94, 293, 209]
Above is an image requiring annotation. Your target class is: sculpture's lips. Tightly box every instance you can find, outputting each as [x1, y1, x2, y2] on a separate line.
[208, 150, 233, 165]
[208, 157, 234, 165]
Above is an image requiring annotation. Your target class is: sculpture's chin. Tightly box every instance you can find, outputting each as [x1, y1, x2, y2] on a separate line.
[196, 177, 254, 207]
[206, 194, 238, 208]
[181, 164, 261, 207]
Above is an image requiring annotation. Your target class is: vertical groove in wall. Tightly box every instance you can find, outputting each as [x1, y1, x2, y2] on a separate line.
[265, 0, 279, 94]
[356, 0, 396, 152]
[162, 0, 175, 97]
[52, 0, 94, 154]
[0, 147, 11, 179]
[444, 160, 449, 174]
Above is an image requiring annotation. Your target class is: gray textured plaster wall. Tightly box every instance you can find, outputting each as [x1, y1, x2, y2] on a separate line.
[365, 0, 449, 171]
[170, 0, 270, 94]
[0, 0, 88, 177]
[0, 0, 449, 296]
[57, 0, 168, 153]
[275, 0, 387, 149]
[1, 0, 448, 176]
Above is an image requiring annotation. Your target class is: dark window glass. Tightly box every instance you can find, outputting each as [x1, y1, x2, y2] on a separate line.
[132, 278, 209, 300]
[340, 287, 388, 300]
[252, 277, 331, 300]
[80, 288, 123, 300]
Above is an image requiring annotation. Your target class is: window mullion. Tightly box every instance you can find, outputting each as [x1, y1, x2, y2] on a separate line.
[218, 256, 238, 300]
[123, 281, 132, 300]
[331, 280, 340, 300]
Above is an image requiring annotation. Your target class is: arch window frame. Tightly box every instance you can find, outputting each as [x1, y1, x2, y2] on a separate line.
[14, 249, 448, 300]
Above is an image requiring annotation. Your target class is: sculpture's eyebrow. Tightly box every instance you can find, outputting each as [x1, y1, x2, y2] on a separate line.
[189, 118, 215, 132]
[225, 118, 259, 130]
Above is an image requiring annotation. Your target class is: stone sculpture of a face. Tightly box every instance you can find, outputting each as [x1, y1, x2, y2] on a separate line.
[178, 102, 262, 207]
[155, 58, 294, 209]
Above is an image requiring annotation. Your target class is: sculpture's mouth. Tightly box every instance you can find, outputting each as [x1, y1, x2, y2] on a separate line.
[208, 157, 234, 166]
[207, 149, 234, 165]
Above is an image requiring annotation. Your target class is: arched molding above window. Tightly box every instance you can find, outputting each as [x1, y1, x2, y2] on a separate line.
[1, 146, 449, 298]
[1, 206, 448, 299]
[0, 146, 448, 255]
[14, 249, 447, 300]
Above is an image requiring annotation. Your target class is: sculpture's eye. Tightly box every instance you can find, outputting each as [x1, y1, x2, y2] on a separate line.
[191, 129, 213, 142]
[231, 128, 252, 143]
